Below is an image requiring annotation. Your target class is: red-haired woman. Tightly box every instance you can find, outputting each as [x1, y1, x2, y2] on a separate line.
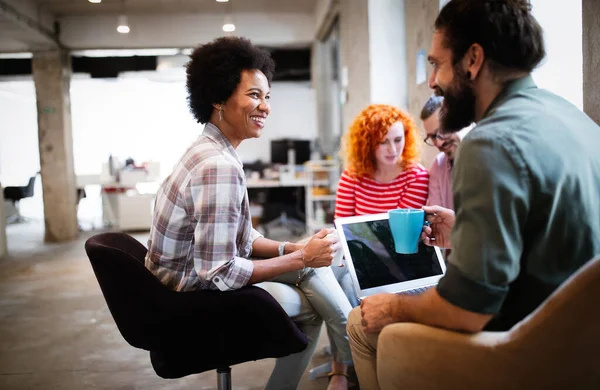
[335, 104, 429, 219]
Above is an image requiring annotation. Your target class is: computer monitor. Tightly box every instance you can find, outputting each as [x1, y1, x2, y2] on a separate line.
[271, 139, 311, 165]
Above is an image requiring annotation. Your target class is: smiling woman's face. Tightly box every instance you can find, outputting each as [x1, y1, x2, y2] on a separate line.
[220, 69, 271, 147]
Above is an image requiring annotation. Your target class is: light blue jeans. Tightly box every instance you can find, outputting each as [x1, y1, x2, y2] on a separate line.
[256, 265, 353, 390]
[332, 264, 360, 308]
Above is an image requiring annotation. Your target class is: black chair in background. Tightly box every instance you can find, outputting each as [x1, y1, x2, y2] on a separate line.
[3, 174, 36, 223]
[261, 186, 306, 236]
[85, 232, 308, 390]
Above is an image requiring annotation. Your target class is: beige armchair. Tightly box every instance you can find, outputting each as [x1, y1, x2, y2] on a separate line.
[377, 256, 600, 390]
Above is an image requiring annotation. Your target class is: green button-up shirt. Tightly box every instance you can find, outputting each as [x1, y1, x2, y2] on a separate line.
[436, 75, 600, 330]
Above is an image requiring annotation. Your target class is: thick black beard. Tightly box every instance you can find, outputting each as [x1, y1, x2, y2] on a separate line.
[438, 67, 476, 134]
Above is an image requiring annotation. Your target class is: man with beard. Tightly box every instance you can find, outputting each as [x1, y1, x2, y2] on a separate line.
[420, 95, 471, 210]
[346, 1, 600, 389]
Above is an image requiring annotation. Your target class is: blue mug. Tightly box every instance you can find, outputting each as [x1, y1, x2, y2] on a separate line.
[388, 209, 424, 254]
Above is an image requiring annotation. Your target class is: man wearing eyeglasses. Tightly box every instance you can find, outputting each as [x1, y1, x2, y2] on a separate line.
[420, 95, 470, 210]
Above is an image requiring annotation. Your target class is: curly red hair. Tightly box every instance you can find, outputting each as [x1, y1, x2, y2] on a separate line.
[341, 104, 421, 178]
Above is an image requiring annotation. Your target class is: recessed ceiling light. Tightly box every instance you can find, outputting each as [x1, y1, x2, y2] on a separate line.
[89, 0, 102, 3]
[222, 23, 235, 32]
[216, 0, 229, 2]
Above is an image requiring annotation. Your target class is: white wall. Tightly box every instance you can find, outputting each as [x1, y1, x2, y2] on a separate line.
[69, 73, 197, 177]
[60, 13, 315, 50]
[0, 80, 40, 185]
[531, 0, 583, 109]
[0, 78, 42, 219]
[368, 0, 407, 109]
[0, 71, 318, 178]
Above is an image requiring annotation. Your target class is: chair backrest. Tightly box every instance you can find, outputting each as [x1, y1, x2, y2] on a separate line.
[502, 255, 600, 386]
[85, 232, 171, 351]
[23, 175, 36, 197]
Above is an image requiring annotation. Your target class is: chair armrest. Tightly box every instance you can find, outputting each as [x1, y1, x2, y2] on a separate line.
[377, 323, 513, 390]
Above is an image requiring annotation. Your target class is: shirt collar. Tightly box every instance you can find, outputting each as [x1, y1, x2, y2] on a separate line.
[202, 122, 244, 167]
[482, 75, 537, 120]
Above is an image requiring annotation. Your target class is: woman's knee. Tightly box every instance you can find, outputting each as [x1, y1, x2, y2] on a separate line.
[255, 281, 319, 322]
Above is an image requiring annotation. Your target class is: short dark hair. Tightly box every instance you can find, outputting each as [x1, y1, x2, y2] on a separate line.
[420, 95, 444, 120]
[435, 0, 545, 75]
[185, 36, 276, 124]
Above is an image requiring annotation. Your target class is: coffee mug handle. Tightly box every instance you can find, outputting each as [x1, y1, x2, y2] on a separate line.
[423, 212, 435, 227]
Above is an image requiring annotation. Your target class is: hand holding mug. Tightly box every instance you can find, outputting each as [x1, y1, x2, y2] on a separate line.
[302, 228, 340, 268]
[421, 205, 455, 249]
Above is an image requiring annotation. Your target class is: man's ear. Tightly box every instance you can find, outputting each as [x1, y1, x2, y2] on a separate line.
[463, 43, 485, 80]
[212, 103, 222, 111]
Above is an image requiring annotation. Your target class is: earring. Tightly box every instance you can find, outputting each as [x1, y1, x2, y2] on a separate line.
[466, 71, 472, 80]
[218, 106, 223, 121]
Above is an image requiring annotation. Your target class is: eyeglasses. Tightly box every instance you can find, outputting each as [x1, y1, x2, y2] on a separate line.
[424, 133, 450, 146]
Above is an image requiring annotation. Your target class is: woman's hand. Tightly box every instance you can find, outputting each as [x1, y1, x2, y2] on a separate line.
[301, 228, 340, 268]
[421, 205, 455, 249]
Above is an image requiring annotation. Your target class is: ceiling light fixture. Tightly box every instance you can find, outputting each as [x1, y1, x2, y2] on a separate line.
[89, 0, 102, 3]
[117, 15, 130, 34]
[216, 0, 229, 3]
[222, 1, 235, 33]
[222, 18, 235, 32]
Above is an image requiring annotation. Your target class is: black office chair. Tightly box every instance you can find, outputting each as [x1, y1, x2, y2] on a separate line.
[85, 232, 308, 390]
[3, 174, 36, 223]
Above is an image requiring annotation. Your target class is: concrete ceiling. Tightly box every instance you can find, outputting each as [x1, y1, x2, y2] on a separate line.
[33, 0, 319, 17]
[0, 0, 319, 52]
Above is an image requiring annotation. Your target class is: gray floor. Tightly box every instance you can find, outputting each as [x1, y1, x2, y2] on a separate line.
[0, 221, 340, 390]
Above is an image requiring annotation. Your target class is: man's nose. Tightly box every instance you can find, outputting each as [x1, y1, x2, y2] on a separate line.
[433, 136, 444, 147]
[428, 70, 437, 90]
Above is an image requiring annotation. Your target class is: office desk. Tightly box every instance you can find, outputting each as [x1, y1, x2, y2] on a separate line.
[245, 178, 309, 188]
[102, 187, 155, 231]
[76, 175, 155, 231]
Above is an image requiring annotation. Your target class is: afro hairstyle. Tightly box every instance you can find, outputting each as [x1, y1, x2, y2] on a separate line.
[185, 36, 276, 124]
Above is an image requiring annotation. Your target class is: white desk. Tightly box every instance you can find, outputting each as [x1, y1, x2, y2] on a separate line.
[76, 175, 156, 231]
[245, 178, 309, 188]
[101, 185, 155, 231]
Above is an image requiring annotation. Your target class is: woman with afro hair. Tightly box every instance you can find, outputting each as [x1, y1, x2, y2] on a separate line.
[335, 104, 429, 219]
[145, 36, 352, 390]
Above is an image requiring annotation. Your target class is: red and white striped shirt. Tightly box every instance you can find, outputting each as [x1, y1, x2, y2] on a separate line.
[334, 165, 430, 219]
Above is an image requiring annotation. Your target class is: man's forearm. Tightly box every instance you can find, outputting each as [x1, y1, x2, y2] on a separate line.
[391, 288, 493, 333]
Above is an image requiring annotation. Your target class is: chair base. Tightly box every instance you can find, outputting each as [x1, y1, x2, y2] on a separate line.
[217, 367, 231, 390]
[262, 211, 306, 237]
[5, 211, 28, 225]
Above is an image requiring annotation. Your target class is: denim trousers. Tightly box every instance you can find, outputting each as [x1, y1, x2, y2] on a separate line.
[255, 265, 353, 390]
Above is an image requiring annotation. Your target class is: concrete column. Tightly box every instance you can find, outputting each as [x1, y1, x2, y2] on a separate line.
[338, 0, 372, 133]
[368, 0, 407, 109]
[32, 50, 78, 242]
[0, 181, 7, 259]
[405, 0, 440, 168]
[583, 0, 600, 125]
[316, 0, 408, 140]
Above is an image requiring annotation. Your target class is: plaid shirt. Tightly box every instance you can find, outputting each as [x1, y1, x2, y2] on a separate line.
[145, 123, 262, 292]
